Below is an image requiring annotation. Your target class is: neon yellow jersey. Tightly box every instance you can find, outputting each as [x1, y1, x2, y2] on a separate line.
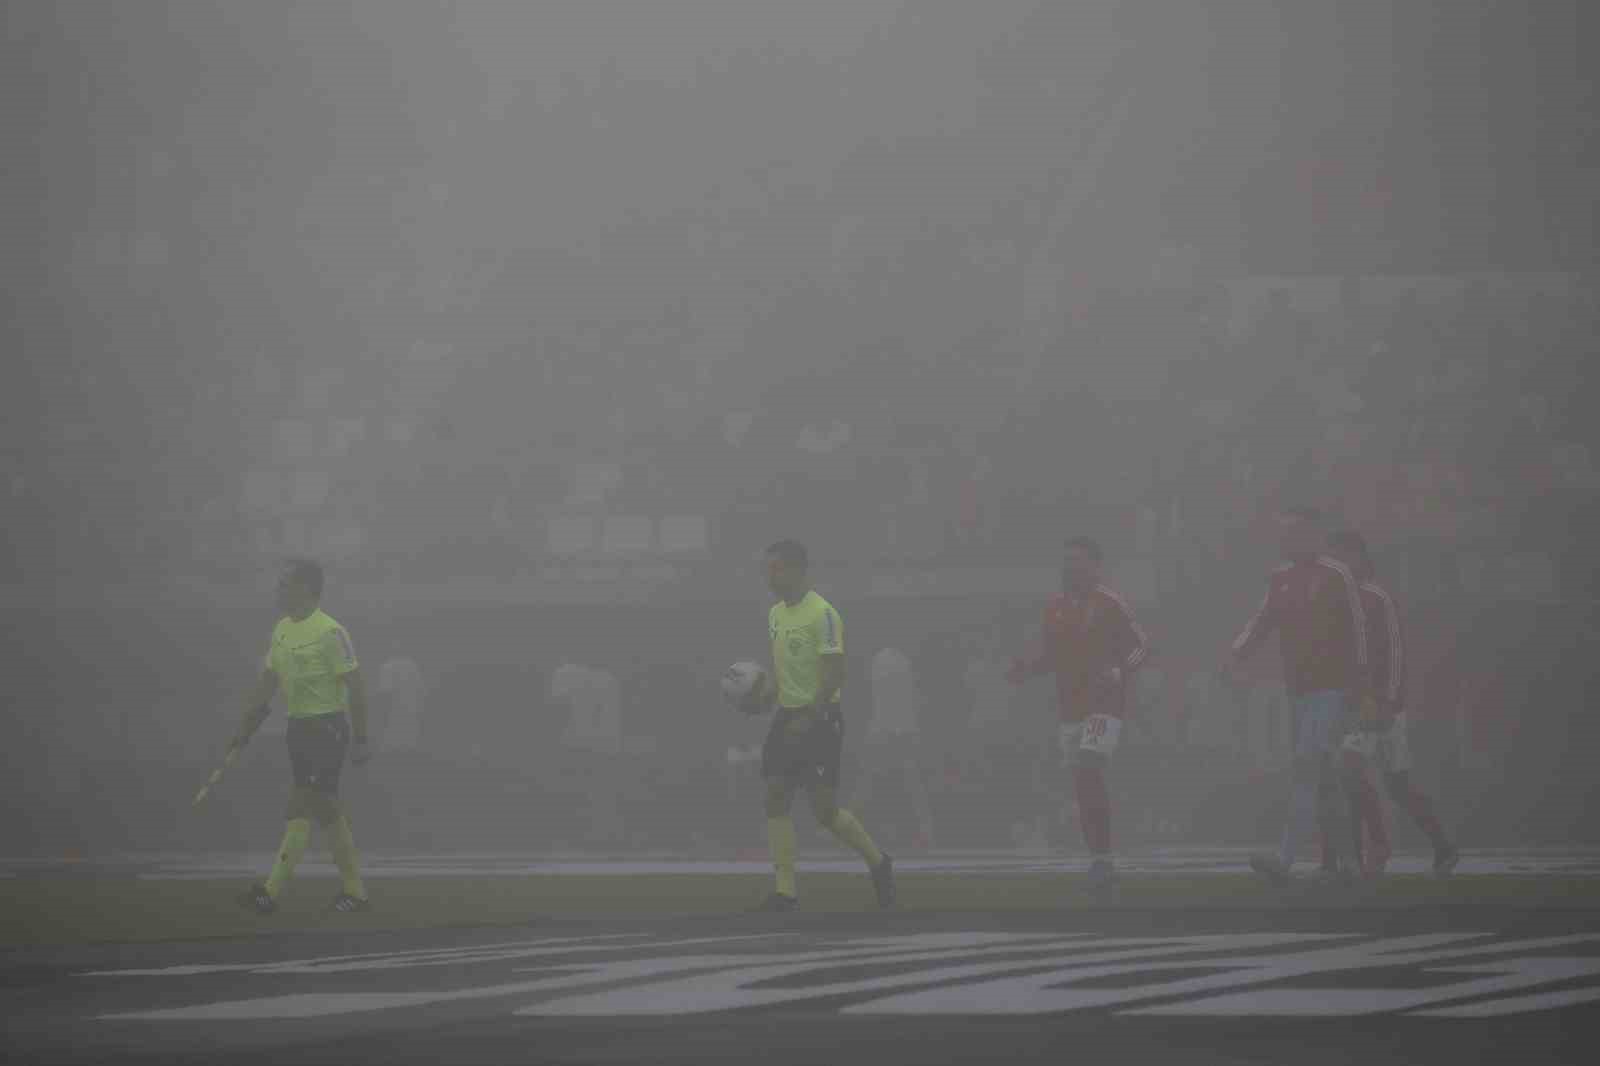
[768, 590, 844, 709]
[265, 609, 359, 719]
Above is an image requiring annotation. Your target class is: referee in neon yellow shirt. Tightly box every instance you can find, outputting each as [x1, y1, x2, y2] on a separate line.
[752, 540, 895, 911]
[230, 559, 372, 914]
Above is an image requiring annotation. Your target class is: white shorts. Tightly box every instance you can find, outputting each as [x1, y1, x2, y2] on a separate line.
[1340, 712, 1413, 774]
[1059, 714, 1121, 766]
[1340, 730, 1378, 758]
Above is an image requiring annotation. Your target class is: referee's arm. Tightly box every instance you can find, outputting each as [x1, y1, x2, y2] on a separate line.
[812, 653, 845, 710]
[231, 667, 279, 749]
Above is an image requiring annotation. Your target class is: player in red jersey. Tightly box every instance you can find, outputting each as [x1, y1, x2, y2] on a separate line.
[1226, 506, 1369, 884]
[1009, 537, 1150, 901]
[1327, 529, 1460, 877]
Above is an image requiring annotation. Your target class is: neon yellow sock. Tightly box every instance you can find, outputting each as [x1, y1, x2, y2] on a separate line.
[827, 808, 884, 869]
[328, 815, 367, 900]
[265, 818, 311, 899]
[767, 816, 797, 898]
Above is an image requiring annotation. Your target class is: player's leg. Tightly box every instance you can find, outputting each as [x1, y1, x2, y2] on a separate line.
[759, 713, 802, 906]
[808, 711, 894, 907]
[1337, 729, 1388, 870]
[1272, 691, 1347, 875]
[305, 713, 368, 909]
[1059, 719, 1117, 900]
[326, 811, 367, 905]
[809, 782, 883, 868]
[261, 789, 315, 905]
[251, 719, 317, 908]
[1066, 738, 1112, 861]
[807, 713, 885, 866]
[763, 777, 801, 903]
[1339, 743, 1389, 875]
[1386, 770, 1457, 873]
[1316, 769, 1347, 874]
[1253, 702, 1306, 882]
[1310, 707, 1340, 874]
[1075, 758, 1116, 889]
[1379, 714, 1456, 873]
[809, 781, 894, 908]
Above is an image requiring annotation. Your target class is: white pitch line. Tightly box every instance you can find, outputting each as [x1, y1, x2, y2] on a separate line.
[7, 847, 1597, 881]
[1415, 985, 1600, 1017]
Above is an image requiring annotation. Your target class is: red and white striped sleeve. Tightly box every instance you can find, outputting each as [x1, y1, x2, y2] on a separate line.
[1319, 556, 1368, 671]
[1098, 585, 1150, 672]
[1365, 581, 1405, 708]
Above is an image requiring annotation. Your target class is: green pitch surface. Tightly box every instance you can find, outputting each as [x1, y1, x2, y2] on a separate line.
[5, 874, 1600, 946]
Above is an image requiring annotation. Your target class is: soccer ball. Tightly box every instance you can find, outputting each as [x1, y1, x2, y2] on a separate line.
[720, 661, 767, 714]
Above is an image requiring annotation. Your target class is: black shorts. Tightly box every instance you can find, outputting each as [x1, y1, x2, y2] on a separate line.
[762, 705, 845, 789]
[286, 713, 350, 795]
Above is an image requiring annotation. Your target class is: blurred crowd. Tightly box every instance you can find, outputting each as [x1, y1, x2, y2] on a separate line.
[20, 264, 1588, 589]
[10, 265, 1599, 858]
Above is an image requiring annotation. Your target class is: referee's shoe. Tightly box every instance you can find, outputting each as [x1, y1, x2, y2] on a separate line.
[751, 891, 800, 913]
[871, 854, 897, 909]
[238, 882, 276, 915]
[329, 892, 372, 914]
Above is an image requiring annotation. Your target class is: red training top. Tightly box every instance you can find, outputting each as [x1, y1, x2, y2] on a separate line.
[1231, 554, 1369, 699]
[1014, 584, 1150, 723]
[1359, 577, 1406, 723]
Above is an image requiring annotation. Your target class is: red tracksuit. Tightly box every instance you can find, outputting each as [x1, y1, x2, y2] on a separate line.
[1360, 579, 1404, 723]
[1015, 583, 1149, 859]
[1350, 575, 1450, 857]
[1231, 555, 1368, 699]
[1019, 584, 1151, 724]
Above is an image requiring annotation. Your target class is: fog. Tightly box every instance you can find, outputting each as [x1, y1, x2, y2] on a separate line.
[2, 0, 1596, 860]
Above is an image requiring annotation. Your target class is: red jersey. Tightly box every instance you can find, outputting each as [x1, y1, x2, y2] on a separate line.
[1017, 584, 1150, 723]
[1359, 578, 1405, 721]
[1231, 555, 1368, 698]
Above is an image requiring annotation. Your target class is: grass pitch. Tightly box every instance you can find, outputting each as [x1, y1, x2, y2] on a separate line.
[4, 873, 1600, 946]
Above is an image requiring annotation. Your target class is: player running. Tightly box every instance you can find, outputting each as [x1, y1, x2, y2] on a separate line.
[228, 559, 372, 914]
[1008, 537, 1150, 901]
[1326, 529, 1460, 877]
[1225, 506, 1368, 885]
[750, 540, 895, 912]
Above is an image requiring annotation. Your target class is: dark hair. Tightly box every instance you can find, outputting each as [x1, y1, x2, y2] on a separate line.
[1328, 528, 1370, 563]
[283, 558, 325, 599]
[1064, 536, 1103, 563]
[765, 539, 809, 571]
[1280, 505, 1325, 524]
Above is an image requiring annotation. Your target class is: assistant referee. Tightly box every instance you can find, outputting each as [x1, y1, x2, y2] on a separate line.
[230, 559, 372, 914]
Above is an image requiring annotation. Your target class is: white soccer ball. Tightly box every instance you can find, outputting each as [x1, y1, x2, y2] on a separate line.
[720, 661, 766, 713]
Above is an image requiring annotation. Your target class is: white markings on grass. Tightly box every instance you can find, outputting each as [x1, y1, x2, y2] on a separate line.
[516, 934, 1341, 1017]
[93, 847, 1600, 881]
[845, 933, 1477, 1016]
[79, 933, 796, 979]
[1132, 956, 1600, 1017]
[849, 933, 1600, 1018]
[1415, 985, 1600, 1017]
[91, 930, 1600, 1022]
[101, 946, 823, 1022]
[100, 957, 755, 1021]
[97, 933, 1066, 1022]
